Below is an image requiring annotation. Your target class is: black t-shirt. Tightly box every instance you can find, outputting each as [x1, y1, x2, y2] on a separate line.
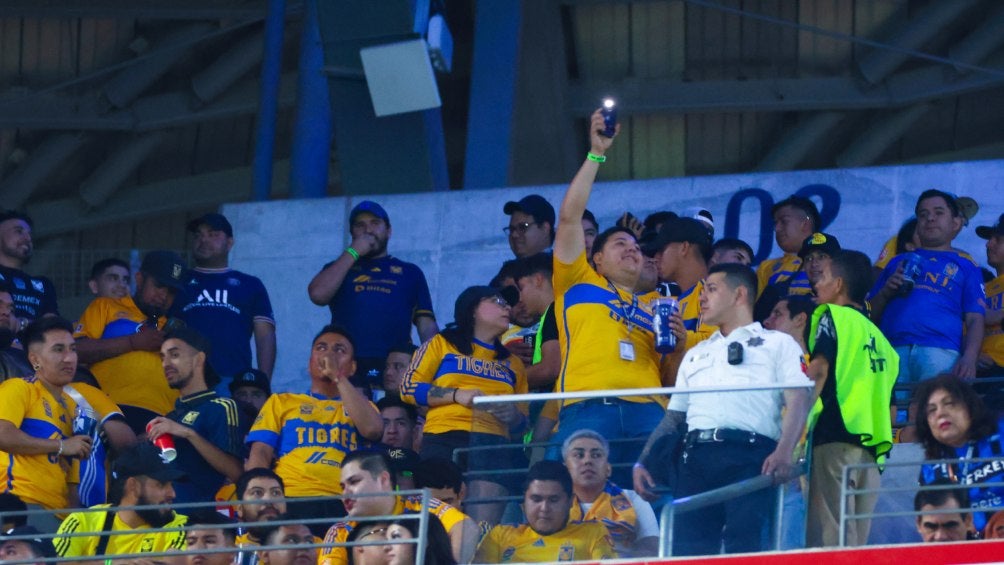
[0, 265, 58, 320]
[809, 310, 863, 450]
[540, 303, 558, 343]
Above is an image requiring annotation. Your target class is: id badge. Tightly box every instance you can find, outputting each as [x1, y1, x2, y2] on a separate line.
[619, 339, 636, 361]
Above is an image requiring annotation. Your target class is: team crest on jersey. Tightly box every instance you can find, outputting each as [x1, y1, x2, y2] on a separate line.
[140, 538, 154, 552]
[300, 404, 314, 415]
[42, 400, 52, 418]
[227, 278, 241, 287]
[182, 411, 199, 425]
[558, 543, 575, 561]
[943, 262, 959, 278]
[31, 279, 44, 292]
[501, 547, 516, 562]
[612, 495, 630, 511]
[390, 265, 403, 274]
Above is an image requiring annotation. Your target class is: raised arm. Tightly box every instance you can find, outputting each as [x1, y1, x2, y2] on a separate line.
[554, 109, 618, 264]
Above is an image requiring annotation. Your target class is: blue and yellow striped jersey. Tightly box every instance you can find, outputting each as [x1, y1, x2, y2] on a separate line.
[756, 253, 812, 298]
[245, 392, 375, 497]
[400, 334, 527, 436]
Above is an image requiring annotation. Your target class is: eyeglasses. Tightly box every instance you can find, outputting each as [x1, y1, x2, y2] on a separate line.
[503, 222, 539, 235]
[357, 527, 388, 541]
[484, 296, 510, 308]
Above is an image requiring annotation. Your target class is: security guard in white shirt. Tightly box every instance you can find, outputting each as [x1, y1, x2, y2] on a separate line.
[634, 263, 810, 556]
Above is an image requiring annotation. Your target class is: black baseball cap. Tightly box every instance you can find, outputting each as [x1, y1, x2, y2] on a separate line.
[230, 368, 271, 396]
[652, 217, 714, 252]
[186, 213, 233, 237]
[798, 232, 841, 258]
[139, 250, 188, 291]
[503, 195, 556, 227]
[350, 201, 390, 226]
[111, 442, 188, 482]
[164, 328, 220, 389]
[0, 526, 56, 558]
[386, 448, 421, 478]
[976, 213, 1004, 240]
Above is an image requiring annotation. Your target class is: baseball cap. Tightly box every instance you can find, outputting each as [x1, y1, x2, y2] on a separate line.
[683, 206, 715, 236]
[350, 201, 390, 226]
[111, 442, 188, 482]
[956, 196, 979, 225]
[386, 448, 421, 479]
[503, 195, 556, 227]
[139, 250, 188, 291]
[186, 213, 233, 237]
[229, 368, 271, 396]
[976, 213, 1004, 240]
[582, 209, 598, 228]
[798, 232, 841, 258]
[164, 327, 220, 388]
[652, 217, 714, 252]
[0, 526, 56, 559]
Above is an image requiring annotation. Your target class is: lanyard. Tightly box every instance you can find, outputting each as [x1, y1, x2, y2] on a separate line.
[608, 280, 638, 334]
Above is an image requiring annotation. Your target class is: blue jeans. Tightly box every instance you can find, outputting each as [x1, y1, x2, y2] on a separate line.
[547, 399, 665, 485]
[895, 345, 958, 384]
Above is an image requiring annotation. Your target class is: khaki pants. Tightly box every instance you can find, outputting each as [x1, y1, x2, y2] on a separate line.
[806, 442, 879, 547]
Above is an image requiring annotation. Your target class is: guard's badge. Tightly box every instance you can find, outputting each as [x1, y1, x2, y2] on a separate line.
[746, 336, 764, 347]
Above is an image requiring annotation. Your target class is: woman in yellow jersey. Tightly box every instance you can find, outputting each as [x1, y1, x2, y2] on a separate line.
[400, 285, 528, 524]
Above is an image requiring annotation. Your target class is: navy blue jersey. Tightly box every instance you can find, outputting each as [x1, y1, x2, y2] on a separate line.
[167, 390, 243, 504]
[174, 269, 274, 380]
[0, 266, 58, 320]
[325, 256, 435, 359]
[869, 249, 985, 350]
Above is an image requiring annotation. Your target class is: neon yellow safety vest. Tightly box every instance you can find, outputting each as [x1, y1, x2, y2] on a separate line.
[808, 304, 900, 463]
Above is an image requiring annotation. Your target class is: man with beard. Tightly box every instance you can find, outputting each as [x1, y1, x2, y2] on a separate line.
[54, 441, 188, 560]
[0, 285, 31, 380]
[234, 469, 287, 552]
[0, 210, 58, 322]
[308, 201, 438, 392]
[147, 328, 243, 504]
[75, 250, 189, 434]
[173, 213, 276, 394]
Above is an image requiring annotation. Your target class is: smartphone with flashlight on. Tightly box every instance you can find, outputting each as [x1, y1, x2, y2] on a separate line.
[600, 98, 617, 137]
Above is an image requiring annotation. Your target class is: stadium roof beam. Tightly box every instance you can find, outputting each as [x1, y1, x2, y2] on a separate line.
[0, 0, 273, 19]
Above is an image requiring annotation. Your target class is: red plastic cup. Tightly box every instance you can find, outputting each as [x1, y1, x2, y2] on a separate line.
[146, 422, 177, 462]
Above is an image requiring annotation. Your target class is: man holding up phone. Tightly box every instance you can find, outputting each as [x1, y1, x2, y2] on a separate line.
[633, 264, 810, 556]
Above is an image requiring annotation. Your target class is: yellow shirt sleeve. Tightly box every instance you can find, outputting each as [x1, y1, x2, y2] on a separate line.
[399, 335, 446, 406]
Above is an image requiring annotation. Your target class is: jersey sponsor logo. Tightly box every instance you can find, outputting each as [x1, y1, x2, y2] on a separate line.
[182, 411, 199, 425]
[197, 289, 230, 304]
[294, 422, 359, 450]
[304, 451, 344, 467]
[863, 335, 890, 373]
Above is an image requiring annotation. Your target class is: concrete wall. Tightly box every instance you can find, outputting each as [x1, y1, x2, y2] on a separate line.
[223, 159, 1004, 392]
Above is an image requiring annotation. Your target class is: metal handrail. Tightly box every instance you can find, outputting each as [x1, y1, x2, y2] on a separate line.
[656, 463, 806, 557]
[472, 382, 814, 405]
[838, 455, 1004, 546]
[0, 490, 433, 565]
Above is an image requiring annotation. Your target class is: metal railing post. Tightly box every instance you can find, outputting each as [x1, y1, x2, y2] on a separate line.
[839, 463, 850, 547]
[773, 483, 785, 550]
[658, 498, 675, 557]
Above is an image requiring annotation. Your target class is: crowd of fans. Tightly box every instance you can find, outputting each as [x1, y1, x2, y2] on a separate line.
[0, 107, 1003, 563]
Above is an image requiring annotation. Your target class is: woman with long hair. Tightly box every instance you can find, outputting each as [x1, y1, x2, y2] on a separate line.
[400, 286, 528, 523]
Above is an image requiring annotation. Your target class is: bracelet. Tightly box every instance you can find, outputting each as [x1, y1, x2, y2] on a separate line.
[586, 152, 606, 163]
[452, 389, 458, 404]
[345, 247, 360, 261]
[56, 439, 64, 456]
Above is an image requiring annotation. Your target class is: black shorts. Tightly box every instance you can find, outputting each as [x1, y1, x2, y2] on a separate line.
[420, 430, 526, 492]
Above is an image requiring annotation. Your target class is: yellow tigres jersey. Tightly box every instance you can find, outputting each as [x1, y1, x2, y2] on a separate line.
[0, 377, 78, 510]
[553, 252, 661, 405]
[756, 253, 812, 298]
[245, 392, 376, 497]
[661, 280, 718, 386]
[54, 505, 187, 557]
[318, 496, 468, 565]
[400, 334, 527, 436]
[475, 521, 616, 563]
[983, 274, 1004, 367]
[74, 295, 178, 415]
